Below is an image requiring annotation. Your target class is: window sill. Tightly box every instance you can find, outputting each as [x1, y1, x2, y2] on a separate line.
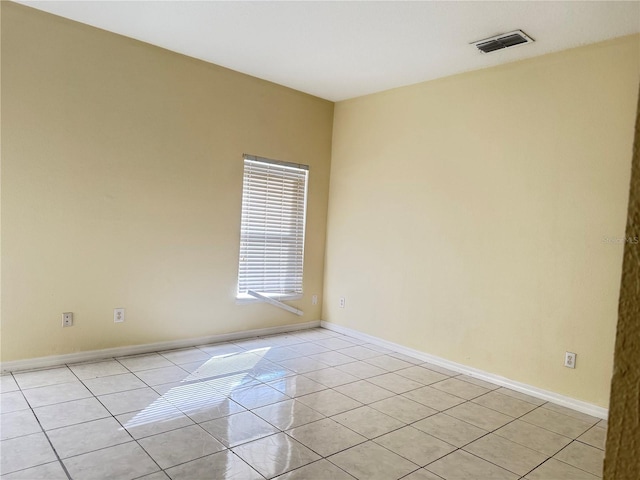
[235, 293, 302, 305]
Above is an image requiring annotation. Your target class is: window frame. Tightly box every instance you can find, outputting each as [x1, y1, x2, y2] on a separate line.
[235, 154, 309, 303]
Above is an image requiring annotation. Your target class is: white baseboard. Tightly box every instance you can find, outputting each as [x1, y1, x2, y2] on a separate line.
[321, 321, 608, 420]
[1, 321, 321, 374]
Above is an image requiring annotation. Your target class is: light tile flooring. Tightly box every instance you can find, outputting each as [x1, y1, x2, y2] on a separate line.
[0, 328, 606, 479]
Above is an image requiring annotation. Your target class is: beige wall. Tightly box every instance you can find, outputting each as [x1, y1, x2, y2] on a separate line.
[324, 35, 640, 407]
[1, 2, 333, 362]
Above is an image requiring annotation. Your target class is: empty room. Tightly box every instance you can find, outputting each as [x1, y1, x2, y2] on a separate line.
[1, 1, 639, 479]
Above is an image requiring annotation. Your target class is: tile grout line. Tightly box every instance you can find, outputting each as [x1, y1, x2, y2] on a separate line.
[407, 395, 565, 478]
[188, 332, 598, 477]
[2, 358, 510, 477]
[121, 350, 253, 465]
[3, 329, 602, 479]
[432, 397, 600, 478]
[5, 336, 318, 477]
[545, 439, 604, 478]
[196, 337, 433, 476]
[117, 346, 298, 478]
[8, 371, 73, 480]
[274, 457, 359, 480]
[66, 362, 165, 478]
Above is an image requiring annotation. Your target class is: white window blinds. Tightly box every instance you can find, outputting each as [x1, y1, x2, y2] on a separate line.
[238, 155, 308, 297]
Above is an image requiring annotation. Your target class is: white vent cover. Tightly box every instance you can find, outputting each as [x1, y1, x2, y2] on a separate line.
[472, 30, 534, 54]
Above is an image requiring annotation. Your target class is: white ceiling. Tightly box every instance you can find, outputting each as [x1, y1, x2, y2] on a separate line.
[18, 1, 640, 101]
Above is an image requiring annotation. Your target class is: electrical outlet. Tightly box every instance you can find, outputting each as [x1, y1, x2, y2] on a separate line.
[339, 297, 346, 308]
[312, 295, 318, 305]
[564, 351, 577, 369]
[114, 308, 125, 323]
[62, 312, 73, 327]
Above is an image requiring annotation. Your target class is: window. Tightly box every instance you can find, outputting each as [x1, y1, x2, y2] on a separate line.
[237, 154, 309, 300]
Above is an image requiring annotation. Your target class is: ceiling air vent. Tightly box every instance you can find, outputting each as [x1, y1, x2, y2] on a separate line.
[473, 30, 534, 54]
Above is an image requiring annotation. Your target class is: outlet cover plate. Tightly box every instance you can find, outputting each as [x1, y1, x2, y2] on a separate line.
[62, 312, 73, 327]
[564, 351, 576, 369]
[114, 308, 125, 323]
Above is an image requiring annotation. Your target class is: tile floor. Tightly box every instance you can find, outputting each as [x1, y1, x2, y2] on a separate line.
[0, 328, 607, 479]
